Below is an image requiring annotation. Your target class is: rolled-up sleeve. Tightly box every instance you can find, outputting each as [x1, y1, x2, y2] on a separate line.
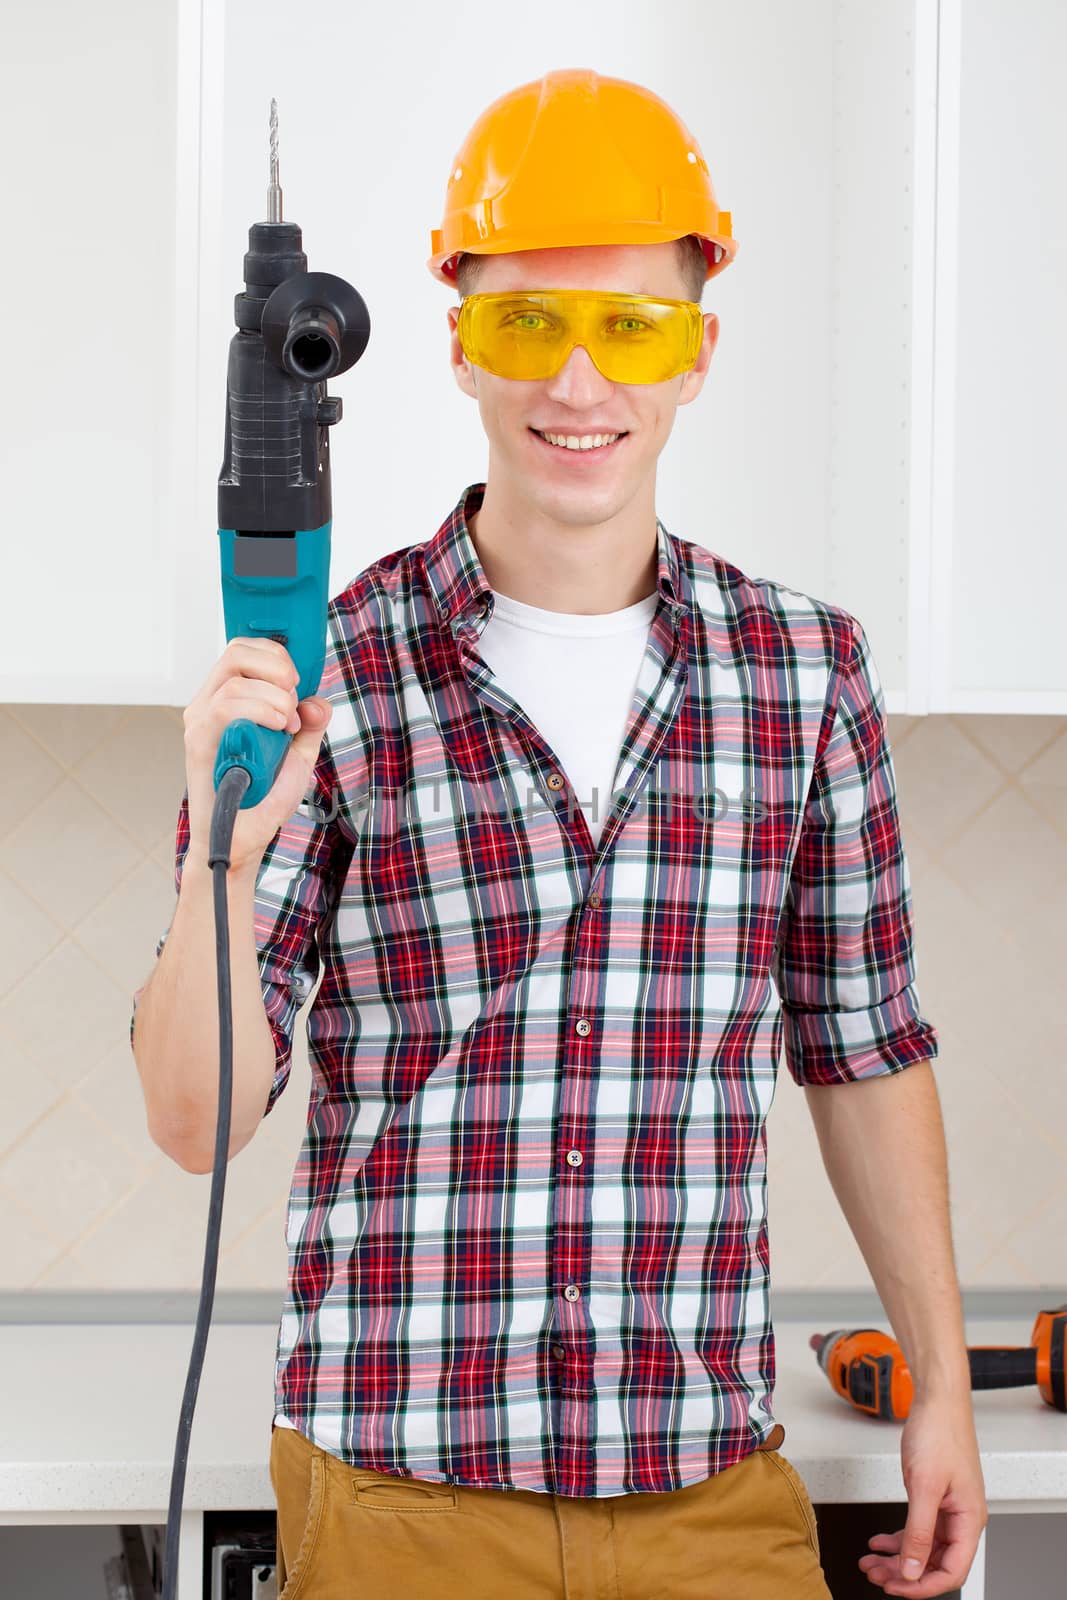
[129, 730, 351, 1118]
[772, 616, 939, 1086]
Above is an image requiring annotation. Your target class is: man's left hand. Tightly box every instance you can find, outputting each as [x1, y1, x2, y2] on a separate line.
[856, 1394, 988, 1595]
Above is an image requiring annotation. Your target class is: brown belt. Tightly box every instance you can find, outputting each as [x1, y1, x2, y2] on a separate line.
[755, 1421, 786, 1450]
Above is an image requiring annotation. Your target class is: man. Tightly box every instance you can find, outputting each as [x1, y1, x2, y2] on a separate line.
[132, 67, 986, 1600]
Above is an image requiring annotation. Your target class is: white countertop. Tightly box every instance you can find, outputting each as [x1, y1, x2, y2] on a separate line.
[1, 1318, 1064, 1516]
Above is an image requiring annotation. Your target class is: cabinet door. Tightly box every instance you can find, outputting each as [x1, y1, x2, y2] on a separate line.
[0, 0, 205, 704]
[931, 0, 1067, 710]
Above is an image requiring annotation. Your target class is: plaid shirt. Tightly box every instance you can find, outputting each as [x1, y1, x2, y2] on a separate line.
[131, 480, 938, 1497]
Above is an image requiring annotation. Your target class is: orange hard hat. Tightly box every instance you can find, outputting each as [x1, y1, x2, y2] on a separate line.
[427, 67, 737, 289]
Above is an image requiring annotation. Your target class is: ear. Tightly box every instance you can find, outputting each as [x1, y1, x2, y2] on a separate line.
[447, 305, 479, 400]
[678, 313, 719, 406]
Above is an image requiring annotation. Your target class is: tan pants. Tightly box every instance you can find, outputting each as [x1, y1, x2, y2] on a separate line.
[269, 1418, 831, 1599]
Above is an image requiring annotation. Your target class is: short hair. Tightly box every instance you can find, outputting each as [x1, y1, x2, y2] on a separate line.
[453, 233, 709, 305]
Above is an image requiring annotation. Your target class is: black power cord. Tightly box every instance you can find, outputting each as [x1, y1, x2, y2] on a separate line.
[161, 762, 253, 1600]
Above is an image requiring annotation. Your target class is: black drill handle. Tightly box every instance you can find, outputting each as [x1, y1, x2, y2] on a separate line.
[968, 1345, 1037, 1390]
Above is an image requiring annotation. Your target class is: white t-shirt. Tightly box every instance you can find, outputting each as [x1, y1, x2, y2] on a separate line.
[475, 584, 660, 847]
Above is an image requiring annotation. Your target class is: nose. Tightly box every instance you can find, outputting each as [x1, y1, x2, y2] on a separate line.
[547, 339, 613, 396]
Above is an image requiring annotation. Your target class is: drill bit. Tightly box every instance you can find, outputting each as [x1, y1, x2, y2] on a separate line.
[268, 97, 283, 222]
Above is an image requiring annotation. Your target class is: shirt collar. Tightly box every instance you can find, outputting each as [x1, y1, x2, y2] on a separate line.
[426, 481, 693, 634]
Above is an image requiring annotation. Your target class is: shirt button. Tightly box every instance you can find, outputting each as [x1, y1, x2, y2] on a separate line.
[588, 890, 601, 908]
[551, 1343, 566, 1360]
[575, 1018, 591, 1037]
[564, 1285, 581, 1302]
[546, 772, 565, 790]
[566, 1149, 583, 1167]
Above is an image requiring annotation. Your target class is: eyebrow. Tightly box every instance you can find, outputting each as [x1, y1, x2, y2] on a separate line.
[491, 288, 651, 298]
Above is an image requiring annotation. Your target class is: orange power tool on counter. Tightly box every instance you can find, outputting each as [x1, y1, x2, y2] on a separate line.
[810, 1303, 1066, 1420]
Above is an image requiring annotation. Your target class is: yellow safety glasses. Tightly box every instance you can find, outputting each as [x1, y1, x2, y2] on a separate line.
[456, 289, 705, 385]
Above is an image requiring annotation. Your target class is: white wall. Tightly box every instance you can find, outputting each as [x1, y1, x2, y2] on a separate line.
[214, 0, 846, 639]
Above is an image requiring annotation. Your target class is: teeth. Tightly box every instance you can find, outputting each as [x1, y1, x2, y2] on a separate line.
[539, 430, 621, 450]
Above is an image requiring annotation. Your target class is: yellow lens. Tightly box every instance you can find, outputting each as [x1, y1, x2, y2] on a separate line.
[458, 291, 702, 385]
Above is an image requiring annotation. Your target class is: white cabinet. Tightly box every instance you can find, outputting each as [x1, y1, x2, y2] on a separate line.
[2, 1, 184, 703]
[928, 0, 1067, 712]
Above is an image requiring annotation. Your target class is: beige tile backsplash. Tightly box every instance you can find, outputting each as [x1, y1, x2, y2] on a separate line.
[0, 704, 1064, 1292]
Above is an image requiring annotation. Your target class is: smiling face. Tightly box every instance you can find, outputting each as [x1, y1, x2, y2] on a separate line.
[446, 241, 719, 544]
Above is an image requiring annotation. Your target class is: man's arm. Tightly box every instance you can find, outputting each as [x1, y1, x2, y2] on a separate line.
[774, 614, 987, 1593]
[130, 754, 351, 1168]
[132, 855, 277, 1171]
[803, 1060, 970, 1400]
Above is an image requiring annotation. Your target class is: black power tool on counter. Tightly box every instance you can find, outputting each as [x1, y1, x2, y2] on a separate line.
[811, 1303, 1066, 1420]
